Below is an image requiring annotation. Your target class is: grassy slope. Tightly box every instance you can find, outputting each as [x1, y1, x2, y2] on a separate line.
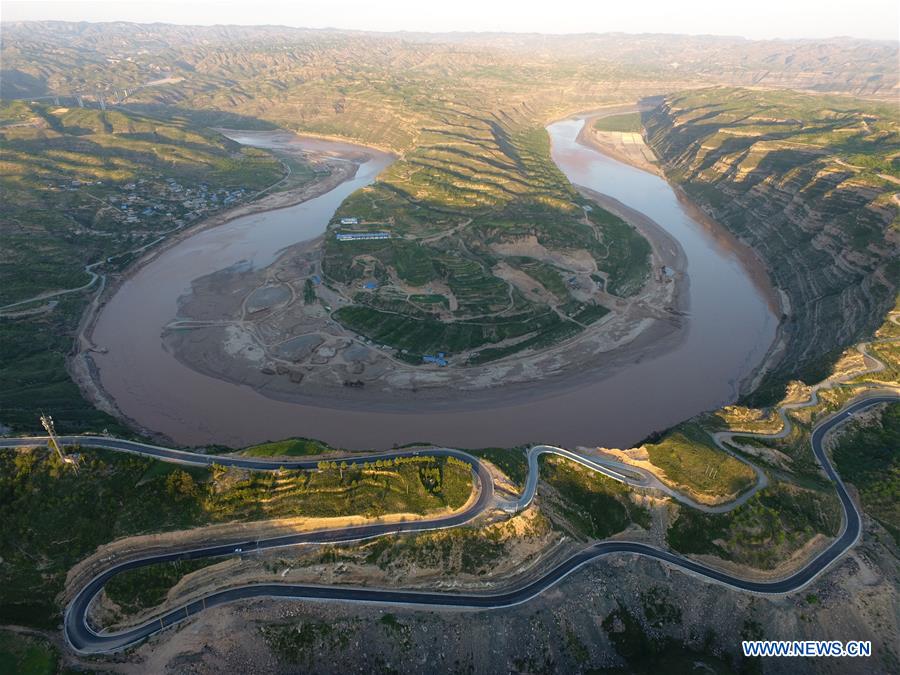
[832, 402, 900, 544]
[0, 295, 123, 434]
[0, 446, 471, 628]
[666, 483, 840, 569]
[644, 424, 756, 501]
[539, 454, 651, 539]
[104, 558, 219, 615]
[242, 437, 333, 457]
[470, 447, 529, 489]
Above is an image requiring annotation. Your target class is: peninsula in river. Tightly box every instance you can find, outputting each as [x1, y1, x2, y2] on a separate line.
[163, 123, 690, 400]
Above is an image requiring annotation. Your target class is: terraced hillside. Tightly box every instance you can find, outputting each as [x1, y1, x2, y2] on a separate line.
[644, 88, 900, 401]
[1, 23, 632, 152]
[323, 104, 649, 363]
[3, 24, 898, 425]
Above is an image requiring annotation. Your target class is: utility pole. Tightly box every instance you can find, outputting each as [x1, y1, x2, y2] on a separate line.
[40, 413, 77, 471]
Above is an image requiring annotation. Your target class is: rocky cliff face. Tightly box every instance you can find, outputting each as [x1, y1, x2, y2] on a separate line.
[644, 88, 899, 401]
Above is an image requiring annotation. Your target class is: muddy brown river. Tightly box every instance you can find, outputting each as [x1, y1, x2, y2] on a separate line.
[89, 119, 777, 450]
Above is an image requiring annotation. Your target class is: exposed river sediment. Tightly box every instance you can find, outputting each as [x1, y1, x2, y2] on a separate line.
[85, 118, 777, 449]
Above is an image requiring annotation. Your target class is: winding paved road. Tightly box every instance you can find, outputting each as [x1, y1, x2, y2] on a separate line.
[1, 392, 896, 653]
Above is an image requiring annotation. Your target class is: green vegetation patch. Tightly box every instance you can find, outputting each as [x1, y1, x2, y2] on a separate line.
[0, 630, 58, 675]
[0, 446, 471, 628]
[0, 448, 210, 628]
[363, 527, 507, 576]
[243, 437, 333, 457]
[334, 303, 561, 358]
[409, 293, 450, 310]
[593, 112, 643, 133]
[105, 558, 219, 615]
[470, 447, 529, 489]
[645, 425, 756, 501]
[539, 455, 650, 539]
[506, 257, 570, 299]
[469, 317, 584, 364]
[666, 483, 840, 569]
[208, 455, 473, 521]
[0, 295, 126, 433]
[832, 402, 900, 544]
[586, 206, 651, 297]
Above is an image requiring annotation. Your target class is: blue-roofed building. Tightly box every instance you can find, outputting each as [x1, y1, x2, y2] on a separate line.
[423, 354, 449, 366]
[311, 275, 322, 285]
[363, 281, 378, 290]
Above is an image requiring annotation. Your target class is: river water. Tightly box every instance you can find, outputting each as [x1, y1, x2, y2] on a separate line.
[90, 119, 776, 450]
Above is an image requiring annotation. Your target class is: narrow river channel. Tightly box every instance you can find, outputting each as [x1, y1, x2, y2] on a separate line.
[89, 118, 777, 450]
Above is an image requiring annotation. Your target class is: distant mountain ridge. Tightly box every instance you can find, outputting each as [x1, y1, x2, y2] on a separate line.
[2, 21, 896, 101]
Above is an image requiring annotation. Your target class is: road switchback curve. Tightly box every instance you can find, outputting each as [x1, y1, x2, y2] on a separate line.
[0, 394, 895, 653]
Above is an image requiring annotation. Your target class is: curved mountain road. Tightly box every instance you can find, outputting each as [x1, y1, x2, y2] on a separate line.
[2, 392, 896, 653]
